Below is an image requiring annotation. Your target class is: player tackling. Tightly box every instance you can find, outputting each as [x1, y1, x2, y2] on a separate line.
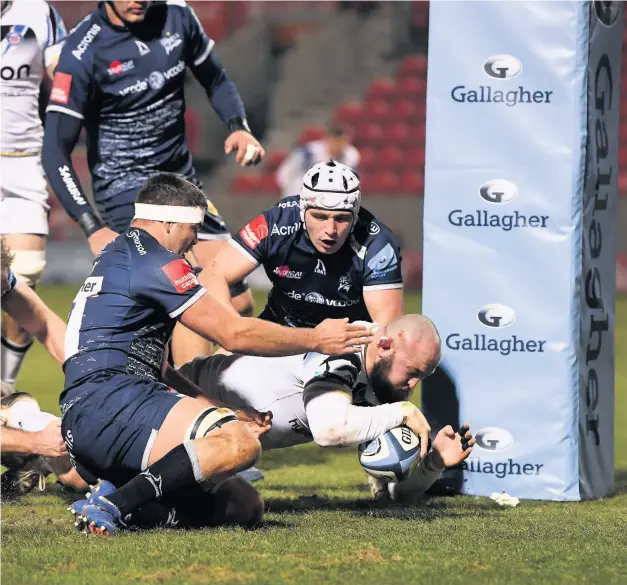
[61, 173, 373, 535]
[180, 314, 475, 499]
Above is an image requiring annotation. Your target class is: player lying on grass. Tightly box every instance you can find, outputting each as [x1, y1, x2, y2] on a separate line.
[1, 238, 86, 496]
[180, 314, 474, 499]
[63, 172, 374, 535]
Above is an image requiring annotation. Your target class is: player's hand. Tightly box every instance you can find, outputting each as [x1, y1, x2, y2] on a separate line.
[235, 408, 272, 438]
[430, 423, 475, 469]
[32, 420, 67, 458]
[313, 318, 374, 355]
[225, 130, 265, 167]
[87, 227, 118, 256]
[403, 404, 431, 461]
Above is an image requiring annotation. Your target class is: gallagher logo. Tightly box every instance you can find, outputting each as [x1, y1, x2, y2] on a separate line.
[483, 55, 522, 79]
[477, 304, 516, 328]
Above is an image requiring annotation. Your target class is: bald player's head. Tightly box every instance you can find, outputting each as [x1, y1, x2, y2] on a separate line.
[368, 314, 441, 404]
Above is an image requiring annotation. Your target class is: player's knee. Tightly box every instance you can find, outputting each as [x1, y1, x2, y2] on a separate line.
[10, 250, 46, 288]
[221, 421, 261, 470]
[211, 476, 264, 528]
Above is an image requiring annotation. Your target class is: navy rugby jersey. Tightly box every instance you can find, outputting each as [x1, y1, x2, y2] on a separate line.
[62, 227, 206, 394]
[44, 0, 244, 217]
[231, 195, 403, 327]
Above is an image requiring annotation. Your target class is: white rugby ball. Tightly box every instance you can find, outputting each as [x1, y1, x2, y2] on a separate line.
[358, 426, 421, 483]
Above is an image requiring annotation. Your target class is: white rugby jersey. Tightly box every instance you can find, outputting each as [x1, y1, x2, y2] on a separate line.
[183, 345, 378, 451]
[1, 0, 65, 155]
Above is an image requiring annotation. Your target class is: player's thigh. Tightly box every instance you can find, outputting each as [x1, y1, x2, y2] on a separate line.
[61, 378, 184, 484]
[0, 157, 49, 238]
[147, 396, 249, 469]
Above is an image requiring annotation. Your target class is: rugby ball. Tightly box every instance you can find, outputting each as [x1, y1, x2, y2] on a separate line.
[358, 426, 421, 483]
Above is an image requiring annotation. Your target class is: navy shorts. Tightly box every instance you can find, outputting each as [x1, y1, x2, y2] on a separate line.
[60, 374, 183, 486]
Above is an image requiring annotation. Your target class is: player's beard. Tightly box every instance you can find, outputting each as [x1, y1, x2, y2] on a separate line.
[370, 357, 409, 405]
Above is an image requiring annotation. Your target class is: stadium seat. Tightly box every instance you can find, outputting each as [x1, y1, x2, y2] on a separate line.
[354, 122, 384, 146]
[405, 147, 426, 169]
[362, 100, 389, 123]
[298, 126, 326, 144]
[258, 173, 279, 193]
[399, 55, 427, 78]
[358, 147, 377, 170]
[397, 171, 425, 195]
[232, 174, 259, 195]
[334, 101, 363, 126]
[385, 123, 411, 146]
[265, 150, 288, 172]
[369, 170, 398, 194]
[378, 146, 404, 170]
[367, 79, 396, 100]
[396, 78, 427, 100]
[388, 99, 417, 122]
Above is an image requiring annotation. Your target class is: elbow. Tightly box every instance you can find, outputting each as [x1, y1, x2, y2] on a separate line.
[312, 424, 350, 448]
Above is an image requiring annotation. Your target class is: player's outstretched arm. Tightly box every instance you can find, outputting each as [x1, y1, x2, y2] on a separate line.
[179, 291, 373, 357]
[304, 386, 426, 450]
[1, 421, 67, 458]
[3, 284, 66, 365]
[363, 288, 404, 327]
[199, 245, 258, 309]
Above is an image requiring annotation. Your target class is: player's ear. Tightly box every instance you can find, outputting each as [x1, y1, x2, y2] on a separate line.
[378, 336, 393, 353]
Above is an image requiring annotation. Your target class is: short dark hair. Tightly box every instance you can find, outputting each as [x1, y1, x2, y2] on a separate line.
[136, 173, 206, 208]
[327, 124, 347, 137]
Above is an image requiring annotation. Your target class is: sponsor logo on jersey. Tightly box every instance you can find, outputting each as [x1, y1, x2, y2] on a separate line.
[58, 165, 87, 206]
[239, 215, 268, 249]
[274, 266, 302, 279]
[278, 200, 299, 208]
[314, 259, 326, 275]
[367, 243, 398, 279]
[367, 221, 380, 235]
[160, 32, 182, 55]
[72, 23, 101, 60]
[50, 72, 72, 104]
[119, 78, 148, 96]
[148, 70, 165, 90]
[338, 276, 351, 292]
[126, 229, 147, 256]
[304, 292, 360, 307]
[162, 259, 199, 293]
[271, 221, 301, 236]
[135, 40, 150, 56]
[289, 418, 312, 438]
[108, 60, 134, 76]
[1, 64, 30, 80]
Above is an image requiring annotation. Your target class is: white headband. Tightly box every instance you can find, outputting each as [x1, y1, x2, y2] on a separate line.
[133, 203, 205, 224]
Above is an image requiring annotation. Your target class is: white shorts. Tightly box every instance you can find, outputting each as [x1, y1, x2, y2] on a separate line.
[0, 156, 49, 235]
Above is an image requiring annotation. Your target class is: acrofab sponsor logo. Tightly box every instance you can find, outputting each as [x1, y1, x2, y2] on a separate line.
[271, 222, 301, 236]
[461, 458, 544, 479]
[451, 56, 553, 106]
[72, 23, 101, 60]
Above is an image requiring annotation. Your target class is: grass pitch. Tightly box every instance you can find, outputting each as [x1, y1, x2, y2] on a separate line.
[2, 287, 626, 585]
